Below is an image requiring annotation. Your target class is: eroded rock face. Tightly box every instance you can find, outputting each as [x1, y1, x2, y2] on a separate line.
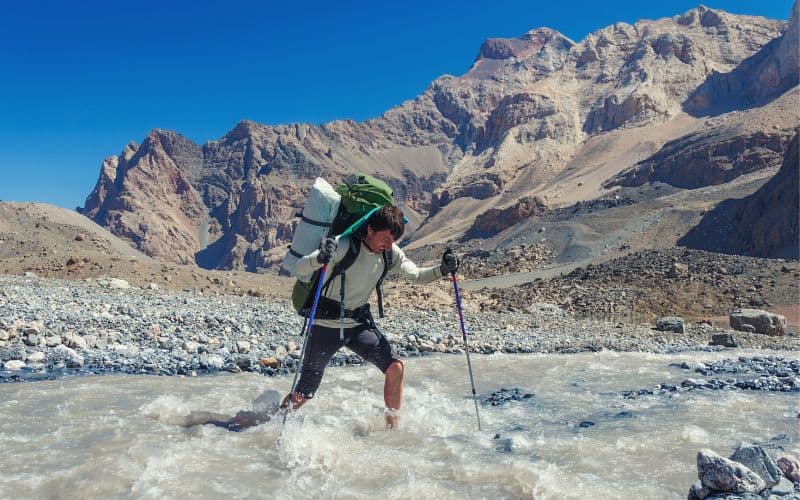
[465, 197, 548, 238]
[605, 129, 794, 189]
[678, 132, 799, 259]
[686, 1, 799, 115]
[697, 448, 766, 493]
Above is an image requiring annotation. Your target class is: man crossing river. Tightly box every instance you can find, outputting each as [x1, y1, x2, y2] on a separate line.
[281, 205, 459, 428]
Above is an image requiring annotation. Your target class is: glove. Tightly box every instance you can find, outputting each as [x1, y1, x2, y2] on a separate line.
[317, 237, 337, 264]
[440, 248, 459, 275]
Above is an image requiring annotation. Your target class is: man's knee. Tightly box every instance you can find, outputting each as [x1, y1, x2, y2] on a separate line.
[386, 359, 403, 378]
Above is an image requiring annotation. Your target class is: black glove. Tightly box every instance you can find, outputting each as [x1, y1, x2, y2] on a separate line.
[440, 248, 459, 275]
[317, 237, 337, 264]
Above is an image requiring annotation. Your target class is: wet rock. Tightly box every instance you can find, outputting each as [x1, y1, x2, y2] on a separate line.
[730, 309, 786, 336]
[23, 334, 40, 346]
[26, 351, 45, 363]
[769, 475, 796, 496]
[710, 333, 737, 348]
[688, 480, 712, 500]
[656, 316, 685, 333]
[730, 443, 782, 488]
[48, 345, 84, 368]
[4, 360, 26, 371]
[697, 448, 766, 493]
[777, 455, 800, 482]
[0, 345, 26, 362]
[200, 354, 223, 370]
[480, 387, 534, 406]
[579, 420, 595, 428]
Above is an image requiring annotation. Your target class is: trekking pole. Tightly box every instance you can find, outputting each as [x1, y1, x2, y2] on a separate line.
[449, 266, 482, 431]
[283, 264, 328, 425]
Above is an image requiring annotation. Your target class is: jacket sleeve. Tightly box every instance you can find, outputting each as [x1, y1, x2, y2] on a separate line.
[389, 244, 443, 284]
[294, 235, 349, 281]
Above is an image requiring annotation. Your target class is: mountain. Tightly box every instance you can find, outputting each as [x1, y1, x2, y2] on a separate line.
[80, 4, 798, 270]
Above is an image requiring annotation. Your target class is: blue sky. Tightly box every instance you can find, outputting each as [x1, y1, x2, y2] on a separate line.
[0, 0, 792, 210]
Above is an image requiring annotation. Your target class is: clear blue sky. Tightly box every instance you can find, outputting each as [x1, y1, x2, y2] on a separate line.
[0, 0, 792, 210]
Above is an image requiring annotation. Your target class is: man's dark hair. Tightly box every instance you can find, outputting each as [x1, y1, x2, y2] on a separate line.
[364, 205, 405, 240]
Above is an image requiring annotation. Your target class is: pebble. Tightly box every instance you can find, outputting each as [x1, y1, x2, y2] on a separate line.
[0, 274, 797, 382]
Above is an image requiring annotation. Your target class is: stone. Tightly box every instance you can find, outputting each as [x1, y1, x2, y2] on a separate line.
[0, 330, 8, 341]
[656, 316, 685, 333]
[259, 357, 281, 369]
[100, 278, 131, 290]
[182, 341, 199, 354]
[235, 341, 251, 354]
[688, 479, 712, 500]
[777, 455, 800, 482]
[710, 333, 737, 348]
[148, 283, 160, 290]
[147, 324, 162, 338]
[697, 448, 766, 493]
[200, 354, 224, 370]
[770, 475, 795, 495]
[45, 336, 62, 347]
[667, 262, 690, 278]
[49, 345, 84, 368]
[4, 360, 25, 371]
[24, 271, 37, 278]
[0, 345, 26, 361]
[730, 443, 782, 488]
[730, 309, 786, 336]
[274, 345, 288, 358]
[26, 351, 45, 363]
[23, 334, 40, 346]
[62, 333, 87, 350]
[75, 233, 86, 241]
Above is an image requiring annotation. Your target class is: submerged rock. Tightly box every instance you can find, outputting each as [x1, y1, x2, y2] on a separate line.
[480, 387, 534, 406]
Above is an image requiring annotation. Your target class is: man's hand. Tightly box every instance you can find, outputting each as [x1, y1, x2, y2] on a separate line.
[317, 237, 337, 264]
[440, 248, 459, 275]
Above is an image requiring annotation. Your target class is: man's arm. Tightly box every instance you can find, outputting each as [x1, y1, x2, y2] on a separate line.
[389, 244, 444, 285]
[295, 235, 348, 281]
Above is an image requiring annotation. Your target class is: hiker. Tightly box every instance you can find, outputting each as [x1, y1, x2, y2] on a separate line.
[281, 205, 459, 428]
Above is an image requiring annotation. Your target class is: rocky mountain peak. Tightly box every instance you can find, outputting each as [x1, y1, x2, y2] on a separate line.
[475, 27, 574, 62]
[675, 5, 729, 28]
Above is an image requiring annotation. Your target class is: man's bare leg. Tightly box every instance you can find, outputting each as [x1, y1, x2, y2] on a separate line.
[384, 360, 404, 429]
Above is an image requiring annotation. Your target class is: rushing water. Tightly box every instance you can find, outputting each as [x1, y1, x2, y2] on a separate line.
[1, 350, 797, 499]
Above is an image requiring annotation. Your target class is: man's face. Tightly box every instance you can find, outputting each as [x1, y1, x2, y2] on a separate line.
[364, 227, 396, 253]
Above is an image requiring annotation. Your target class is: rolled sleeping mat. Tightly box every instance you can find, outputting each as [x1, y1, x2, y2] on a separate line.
[281, 177, 341, 275]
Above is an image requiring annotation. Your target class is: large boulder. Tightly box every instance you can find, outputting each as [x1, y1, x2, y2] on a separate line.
[656, 316, 686, 333]
[697, 448, 766, 493]
[729, 443, 782, 489]
[729, 309, 786, 336]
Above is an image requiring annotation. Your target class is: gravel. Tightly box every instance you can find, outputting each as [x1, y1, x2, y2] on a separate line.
[1, 274, 798, 383]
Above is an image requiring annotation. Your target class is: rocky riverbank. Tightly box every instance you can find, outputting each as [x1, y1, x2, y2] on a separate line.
[1, 274, 798, 383]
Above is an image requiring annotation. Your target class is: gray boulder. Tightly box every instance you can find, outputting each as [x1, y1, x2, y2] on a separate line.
[709, 333, 737, 348]
[697, 448, 766, 493]
[729, 309, 786, 336]
[48, 345, 84, 368]
[656, 316, 685, 333]
[688, 479, 712, 499]
[0, 344, 26, 361]
[730, 443, 781, 488]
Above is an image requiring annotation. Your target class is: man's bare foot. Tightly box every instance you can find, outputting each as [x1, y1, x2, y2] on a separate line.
[384, 408, 399, 429]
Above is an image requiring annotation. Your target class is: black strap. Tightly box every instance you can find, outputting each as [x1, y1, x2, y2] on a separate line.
[376, 249, 392, 318]
[288, 247, 304, 259]
[300, 212, 333, 228]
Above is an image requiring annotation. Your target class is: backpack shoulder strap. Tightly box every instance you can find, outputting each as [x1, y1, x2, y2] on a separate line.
[322, 237, 360, 293]
[375, 249, 392, 318]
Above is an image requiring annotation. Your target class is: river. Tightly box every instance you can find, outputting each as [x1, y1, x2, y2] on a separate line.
[1, 349, 797, 499]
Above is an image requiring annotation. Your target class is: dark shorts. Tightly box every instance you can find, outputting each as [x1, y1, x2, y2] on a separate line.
[295, 324, 400, 398]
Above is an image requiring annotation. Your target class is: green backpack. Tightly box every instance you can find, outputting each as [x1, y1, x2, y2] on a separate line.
[291, 173, 396, 320]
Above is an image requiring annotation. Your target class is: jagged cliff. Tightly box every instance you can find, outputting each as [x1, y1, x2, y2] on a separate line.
[81, 4, 798, 269]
